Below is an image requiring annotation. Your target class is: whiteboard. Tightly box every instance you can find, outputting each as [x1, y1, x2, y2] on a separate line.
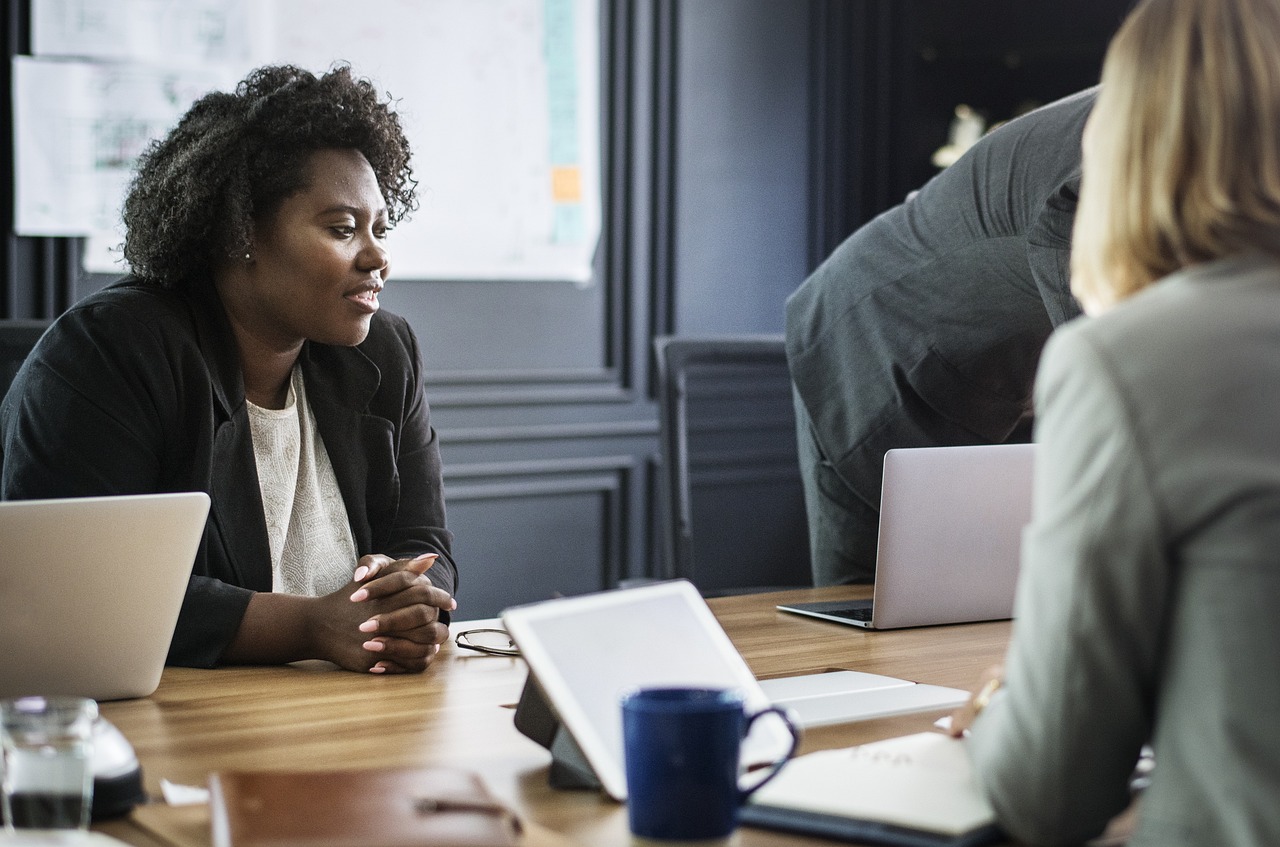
[18, 0, 600, 283]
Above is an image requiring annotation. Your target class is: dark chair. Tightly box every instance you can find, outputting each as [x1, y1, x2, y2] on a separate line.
[0, 320, 50, 399]
[653, 335, 812, 595]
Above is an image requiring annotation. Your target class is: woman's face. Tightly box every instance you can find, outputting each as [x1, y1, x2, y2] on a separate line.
[225, 147, 390, 351]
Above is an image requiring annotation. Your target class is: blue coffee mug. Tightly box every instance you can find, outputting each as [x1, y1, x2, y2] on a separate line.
[621, 687, 800, 841]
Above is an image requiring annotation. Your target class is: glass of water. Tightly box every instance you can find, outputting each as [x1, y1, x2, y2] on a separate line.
[1, 696, 97, 831]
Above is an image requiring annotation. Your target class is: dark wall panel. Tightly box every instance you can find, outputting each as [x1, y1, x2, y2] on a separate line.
[672, 0, 813, 337]
[379, 280, 606, 375]
[444, 475, 627, 618]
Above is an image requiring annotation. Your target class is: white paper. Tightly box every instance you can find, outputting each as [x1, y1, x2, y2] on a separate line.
[749, 732, 997, 837]
[264, 0, 601, 282]
[19, 0, 602, 283]
[159, 777, 211, 806]
[12, 57, 233, 243]
[33, 0, 258, 65]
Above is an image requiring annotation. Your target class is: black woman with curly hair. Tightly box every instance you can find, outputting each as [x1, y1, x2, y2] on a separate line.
[0, 64, 458, 674]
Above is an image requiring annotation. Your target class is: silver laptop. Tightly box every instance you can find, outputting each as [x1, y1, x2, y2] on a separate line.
[0, 492, 210, 700]
[779, 443, 1035, 630]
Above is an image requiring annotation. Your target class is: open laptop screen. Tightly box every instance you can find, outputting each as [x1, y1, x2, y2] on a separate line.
[780, 443, 1034, 630]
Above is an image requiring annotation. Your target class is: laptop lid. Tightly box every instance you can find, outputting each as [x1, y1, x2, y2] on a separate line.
[779, 443, 1034, 630]
[0, 492, 211, 701]
[501, 580, 796, 801]
[872, 443, 1034, 629]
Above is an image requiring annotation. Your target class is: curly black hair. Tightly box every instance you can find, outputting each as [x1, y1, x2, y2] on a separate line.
[122, 64, 417, 290]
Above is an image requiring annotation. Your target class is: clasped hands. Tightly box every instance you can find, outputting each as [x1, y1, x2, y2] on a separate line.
[324, 552, 456, 675]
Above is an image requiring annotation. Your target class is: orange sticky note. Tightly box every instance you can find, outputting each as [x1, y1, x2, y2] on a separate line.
[551, 166, 582, 202]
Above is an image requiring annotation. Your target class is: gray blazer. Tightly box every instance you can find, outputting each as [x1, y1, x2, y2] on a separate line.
[786, 87, 1096, 507]
[968, 252, 1280, 846]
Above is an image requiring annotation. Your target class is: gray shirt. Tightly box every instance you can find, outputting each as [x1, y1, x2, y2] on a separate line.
[786, 87, 1096, 506]
[969, 252, 1280, 846]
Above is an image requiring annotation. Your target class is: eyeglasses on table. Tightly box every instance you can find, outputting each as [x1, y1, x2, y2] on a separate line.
[454, 628, 520, 657]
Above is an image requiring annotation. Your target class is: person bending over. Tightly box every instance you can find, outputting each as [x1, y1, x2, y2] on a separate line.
[787, 86, 1096, 585]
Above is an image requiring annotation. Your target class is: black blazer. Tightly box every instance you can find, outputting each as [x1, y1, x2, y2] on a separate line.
[0, 279, 457, 667]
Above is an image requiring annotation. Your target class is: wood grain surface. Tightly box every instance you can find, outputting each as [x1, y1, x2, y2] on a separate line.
[95, 586, 1013, 847]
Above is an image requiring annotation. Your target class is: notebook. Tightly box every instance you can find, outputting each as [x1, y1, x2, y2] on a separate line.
[780, 443, 1035, 630]
[740, 731, 1003, 847]
[0, 492, 211, 701]
[208, 766, 523, 847]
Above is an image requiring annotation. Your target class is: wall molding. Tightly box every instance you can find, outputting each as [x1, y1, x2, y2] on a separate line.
[443, 457, 639, 587]
[442, 419, 657, 445]
[445, 454, 642, 481]
[428, 383, 638, 407]
[428, 366, 621, 384]
[645, 0, 678, 341]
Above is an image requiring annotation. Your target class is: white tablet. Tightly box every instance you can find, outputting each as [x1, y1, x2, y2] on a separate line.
[501, 580, 795, 800]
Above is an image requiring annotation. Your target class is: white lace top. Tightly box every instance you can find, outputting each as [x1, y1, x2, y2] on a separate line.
[246, 367, 357, 596]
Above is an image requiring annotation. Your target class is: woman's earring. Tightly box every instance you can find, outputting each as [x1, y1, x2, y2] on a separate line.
[243, 252, 252, 262]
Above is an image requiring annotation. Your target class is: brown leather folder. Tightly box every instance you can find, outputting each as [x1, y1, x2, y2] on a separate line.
[208, 766, 523, 847]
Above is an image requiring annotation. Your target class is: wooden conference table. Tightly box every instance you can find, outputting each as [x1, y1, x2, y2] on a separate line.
[95, 585, 1013, 847]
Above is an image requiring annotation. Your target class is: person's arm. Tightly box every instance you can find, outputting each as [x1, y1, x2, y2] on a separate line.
[1026, 172, 1085, 327]
[965, 326, 1166, 845]
[219, 552, 454, 673]
[2, 304, 167, 498]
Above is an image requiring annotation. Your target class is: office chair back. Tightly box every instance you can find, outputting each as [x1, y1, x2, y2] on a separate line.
[654, 335, 812, 594]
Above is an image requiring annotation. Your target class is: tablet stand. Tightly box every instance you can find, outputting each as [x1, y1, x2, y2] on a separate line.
[513, 675, 603, 791]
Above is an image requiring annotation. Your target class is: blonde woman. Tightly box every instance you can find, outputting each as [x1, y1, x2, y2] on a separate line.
[952, 0, 1280, 844]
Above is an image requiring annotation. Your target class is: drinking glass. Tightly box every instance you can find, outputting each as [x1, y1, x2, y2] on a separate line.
[1, 696, 98, 831]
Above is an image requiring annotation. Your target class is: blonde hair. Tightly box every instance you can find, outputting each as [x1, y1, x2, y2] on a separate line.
[1071, 0, 1280, 313]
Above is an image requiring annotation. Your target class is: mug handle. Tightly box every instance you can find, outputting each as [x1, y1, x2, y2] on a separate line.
[737, 705, 801, 801]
